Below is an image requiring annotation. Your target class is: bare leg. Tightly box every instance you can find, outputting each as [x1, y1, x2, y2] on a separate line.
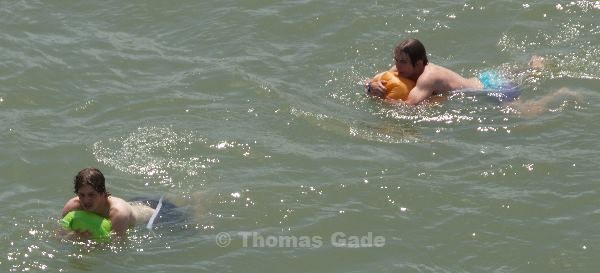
[510, 87, 582, 117]
[505, 55, 580, 116]
[528, 55, 545, 69]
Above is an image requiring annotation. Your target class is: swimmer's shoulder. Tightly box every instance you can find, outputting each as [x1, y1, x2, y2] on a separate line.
[108, 197, 136, 219]
[61, 197, 82, 217]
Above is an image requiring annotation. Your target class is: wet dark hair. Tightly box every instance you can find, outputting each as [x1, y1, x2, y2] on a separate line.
[74, 168, 109, 194]
[395, 38, 429, 67]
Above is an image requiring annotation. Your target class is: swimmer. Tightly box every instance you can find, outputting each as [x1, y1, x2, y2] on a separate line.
[368, 38, 518, 105]
[368, 39, 581, 114]
[61, 168, 155, 237]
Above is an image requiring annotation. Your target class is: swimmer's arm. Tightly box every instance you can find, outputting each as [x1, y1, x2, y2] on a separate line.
[366, 80, 387, 98]
[61, 197, 81, 217]
[366, 66, 398, 98]
[403, 86, 433, 105]
[59, 198, 93, 240]
[374, 83, 431, 105]
[108, 208, 130, 236]
[402, 72, 438, 105]
[61, 230, 93, 240]
[391, 80, 434, 106]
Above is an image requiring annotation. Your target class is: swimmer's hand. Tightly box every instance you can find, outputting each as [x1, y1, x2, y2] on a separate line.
[62, 230, 93, 241]
[366, 80, 387, 98]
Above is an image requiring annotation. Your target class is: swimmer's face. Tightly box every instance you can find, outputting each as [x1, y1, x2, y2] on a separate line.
[394, 51, 422, 80]
[76, 184, 107, 212]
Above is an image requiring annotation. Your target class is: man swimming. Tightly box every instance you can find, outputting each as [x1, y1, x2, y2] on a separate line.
[367, 38, 580, 115]
[367, 38, 498, 105]
[61, 167, 155, 237]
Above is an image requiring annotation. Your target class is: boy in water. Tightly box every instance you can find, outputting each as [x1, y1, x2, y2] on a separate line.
[61, 167, 155, 237]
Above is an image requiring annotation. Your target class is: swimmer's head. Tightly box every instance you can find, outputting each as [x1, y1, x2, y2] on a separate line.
[395, 38, 428, 67]
[74, 168, 108, 194]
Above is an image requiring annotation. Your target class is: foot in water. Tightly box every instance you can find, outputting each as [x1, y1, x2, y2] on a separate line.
[528, 55, 545, 69]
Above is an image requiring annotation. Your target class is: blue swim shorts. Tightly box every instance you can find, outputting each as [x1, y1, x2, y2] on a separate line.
[478, 70, 520, 101]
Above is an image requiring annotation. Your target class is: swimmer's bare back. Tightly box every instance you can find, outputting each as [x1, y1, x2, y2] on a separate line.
[129, 202, 155, 225]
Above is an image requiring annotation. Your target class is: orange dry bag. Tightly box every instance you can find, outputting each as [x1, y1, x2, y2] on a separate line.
[371, 71, 415, 101]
